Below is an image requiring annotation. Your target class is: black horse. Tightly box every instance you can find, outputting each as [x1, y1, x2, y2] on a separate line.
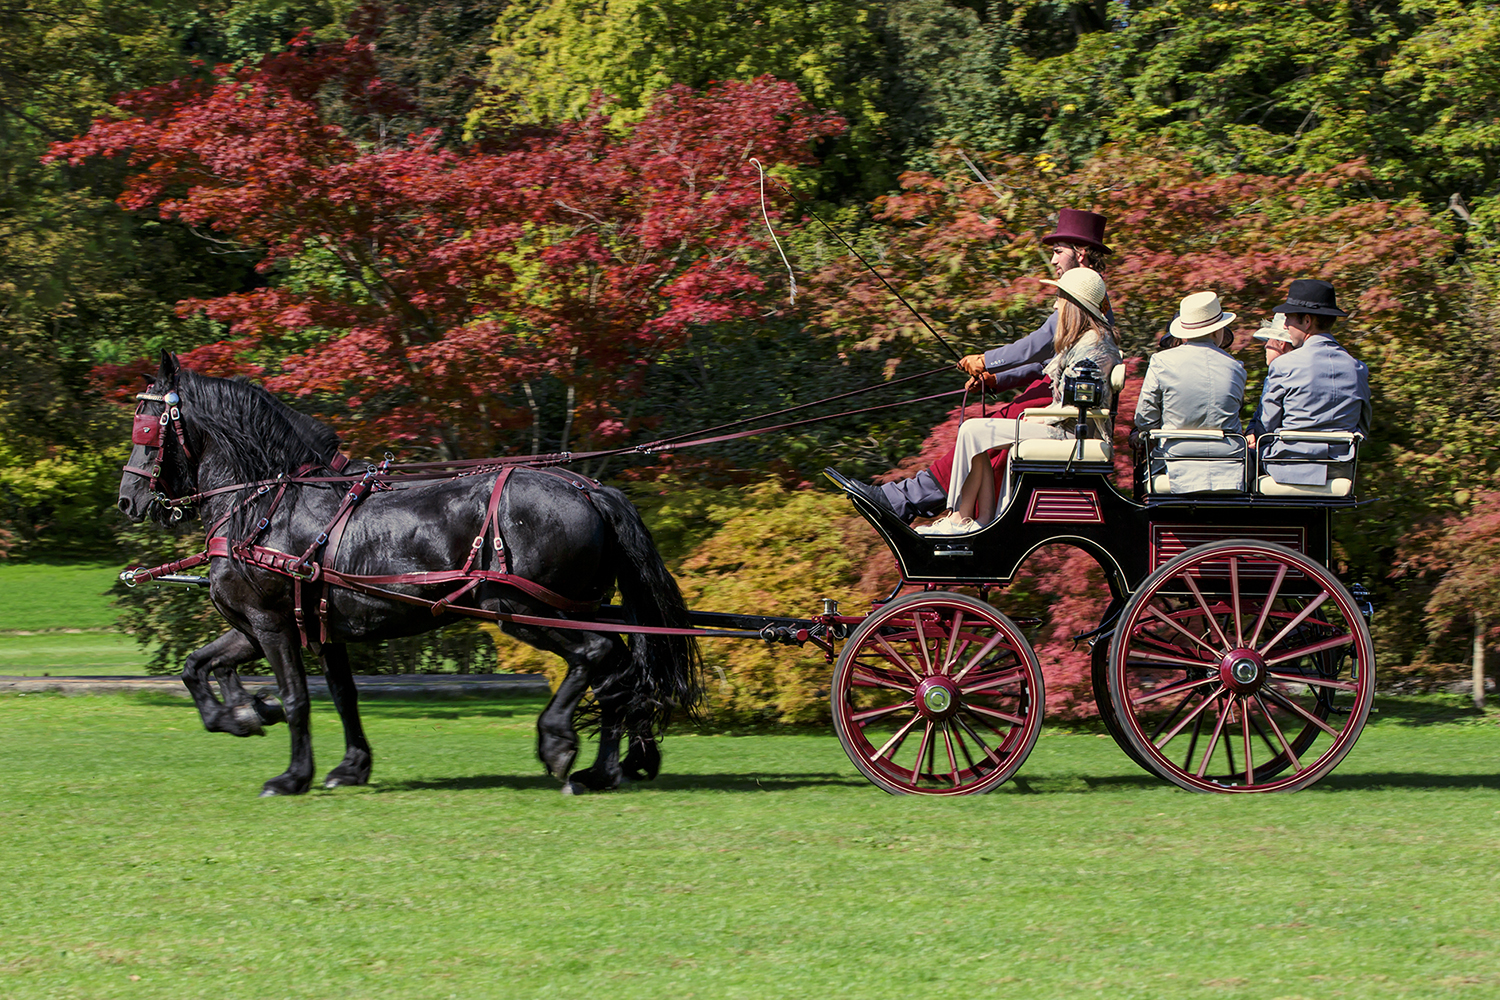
[118, 352, 702, 796]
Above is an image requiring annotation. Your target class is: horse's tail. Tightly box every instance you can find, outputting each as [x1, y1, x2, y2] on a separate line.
[589, 486, 704, 737]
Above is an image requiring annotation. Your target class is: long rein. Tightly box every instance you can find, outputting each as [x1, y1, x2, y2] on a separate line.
[121, 362, 1005, 640]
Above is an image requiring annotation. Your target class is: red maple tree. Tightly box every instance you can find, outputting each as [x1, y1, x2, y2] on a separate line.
[52, 31, 843, 458]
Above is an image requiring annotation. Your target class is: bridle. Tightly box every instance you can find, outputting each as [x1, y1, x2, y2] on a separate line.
[123, 383, 196, 520]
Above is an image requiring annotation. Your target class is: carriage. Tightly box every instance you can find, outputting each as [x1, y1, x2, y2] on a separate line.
[120, 354, 1372, 797]
[817, 361, 1372, 795]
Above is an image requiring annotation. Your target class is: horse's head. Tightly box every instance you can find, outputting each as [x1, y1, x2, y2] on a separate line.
[118, 351, 199, 523]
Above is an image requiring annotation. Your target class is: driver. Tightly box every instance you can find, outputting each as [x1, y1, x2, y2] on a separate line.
[840, 209, 1115, 522]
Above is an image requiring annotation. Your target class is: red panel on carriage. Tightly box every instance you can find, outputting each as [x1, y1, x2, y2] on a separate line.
[1024, 489, 1104, 523]
[1150, 525, 1307, 576]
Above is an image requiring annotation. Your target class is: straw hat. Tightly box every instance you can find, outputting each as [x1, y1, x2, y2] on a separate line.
[1168, 291, 1236, 339]
[1252, 313, 1296, 345]
[1040, 267, 1109, 327]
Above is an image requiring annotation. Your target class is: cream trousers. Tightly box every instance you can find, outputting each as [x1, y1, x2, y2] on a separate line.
[945, 417, 1066, 509]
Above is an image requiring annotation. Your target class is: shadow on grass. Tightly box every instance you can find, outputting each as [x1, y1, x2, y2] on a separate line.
[375, 771, 870, 794]
[1316, 771, 1500, 791]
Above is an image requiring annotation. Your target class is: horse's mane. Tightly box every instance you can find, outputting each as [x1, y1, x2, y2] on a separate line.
[180, 369, 343, 485]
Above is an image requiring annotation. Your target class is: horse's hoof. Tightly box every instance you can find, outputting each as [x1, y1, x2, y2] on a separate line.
[562, 780, 586, 796]
[260, 775, 310, 797]
[230, 704, 265, 737]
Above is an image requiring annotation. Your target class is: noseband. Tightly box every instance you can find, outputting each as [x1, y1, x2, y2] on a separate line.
[123, 386, 195, 519]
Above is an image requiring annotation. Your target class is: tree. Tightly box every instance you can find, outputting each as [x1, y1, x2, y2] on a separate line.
[52, 31, 844, 460]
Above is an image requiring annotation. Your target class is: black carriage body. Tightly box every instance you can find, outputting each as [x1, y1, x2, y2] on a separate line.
[830, 462, 1350, 599]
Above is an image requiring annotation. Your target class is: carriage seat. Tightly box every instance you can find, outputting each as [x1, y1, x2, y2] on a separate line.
[1143, 428, 1248, 495]
[1254, 430, 1361, 498]
[1011, 364, 1126, 465]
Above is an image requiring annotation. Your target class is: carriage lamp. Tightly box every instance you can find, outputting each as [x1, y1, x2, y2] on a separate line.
[1062, 357, 1103, 410]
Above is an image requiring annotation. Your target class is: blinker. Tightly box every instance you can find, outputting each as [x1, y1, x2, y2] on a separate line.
[132, 412, 163, 447]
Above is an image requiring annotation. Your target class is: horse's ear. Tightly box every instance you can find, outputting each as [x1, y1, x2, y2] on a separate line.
[159, 350, 180, 379]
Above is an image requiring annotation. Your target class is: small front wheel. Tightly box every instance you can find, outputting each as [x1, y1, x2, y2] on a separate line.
[832, 592, 1044, 795]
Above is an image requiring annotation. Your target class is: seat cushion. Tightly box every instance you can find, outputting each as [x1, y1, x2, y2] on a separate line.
[1256, 475, 1353, 497]
[1014, 438, 1112, 463]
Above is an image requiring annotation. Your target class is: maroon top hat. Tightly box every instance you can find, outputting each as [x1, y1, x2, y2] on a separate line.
[1042, 209, 1111, 254]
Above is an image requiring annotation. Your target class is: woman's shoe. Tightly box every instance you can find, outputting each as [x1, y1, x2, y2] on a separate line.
[916, 512, 980, 536]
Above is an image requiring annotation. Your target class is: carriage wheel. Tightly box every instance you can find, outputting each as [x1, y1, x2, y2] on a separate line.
[832, 592, 1044, 795]
[1106, 540, 1373, 793]
[1090, 639, 1154, 774]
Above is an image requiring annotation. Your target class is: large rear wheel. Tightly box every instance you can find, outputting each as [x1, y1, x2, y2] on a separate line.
[1106, 540, 1373, 793]
[832, 592, 1044, 795]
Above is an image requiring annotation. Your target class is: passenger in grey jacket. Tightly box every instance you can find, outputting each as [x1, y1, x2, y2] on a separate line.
[1134, 291, 1248, 493]
[1247, 279, 1371, 487]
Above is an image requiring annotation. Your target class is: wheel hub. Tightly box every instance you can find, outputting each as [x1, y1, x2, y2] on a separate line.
[915, 676, 960, 719]
[1219, 647, 1266, 694]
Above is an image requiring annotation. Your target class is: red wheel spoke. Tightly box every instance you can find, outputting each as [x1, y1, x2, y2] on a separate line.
[964, 702, 1026, 727]
[1266, 671, 1357, 692]
[1126, 650, 1216, 670]
[1260, 685, 1339, 737]
[1153, 687, 1225, 748]
[1254, 693, 1303, 773]
[954, 714, 1003, 766]
[1257, 591, 1331, 656]
[1264, 632, 1354, 666]
[1149, 688, 1201, 743]
[1241, 696, 1256, 785]
[1247, 564, 1289, 648]
[872, 635, 924, 683]
[912, 613, 935, 675]
[952, 633, 1010, 684]
[1181, 573, 1231, 649]
[1133, 675, 1218, 705]
[851, 665, 916, 693]
[942, 724, 961, 786]
[958, 667, 1026, 694]
[909, 722, 935, 783]
[851, 700, 916, 724]
[1182, 708, 1206, 774]
[1145, 605, 1223, 657]
[1196, 697, 1232, 778]
[940, 611, 965, 674]
[1229, 557, 1245, 647]
[871, 715, 922, 762]
[1245, 704, 1283, 761]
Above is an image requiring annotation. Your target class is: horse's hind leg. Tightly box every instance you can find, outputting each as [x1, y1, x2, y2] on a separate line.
[537, 660, 589, 781]
[621, 730, 662, 782]
[564, 638, 635, 794]
[181, 631, 271, 737]
[318, 642, 373, 789]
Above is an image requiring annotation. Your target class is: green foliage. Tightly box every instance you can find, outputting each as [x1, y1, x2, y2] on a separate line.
[478, 0, 892, 194]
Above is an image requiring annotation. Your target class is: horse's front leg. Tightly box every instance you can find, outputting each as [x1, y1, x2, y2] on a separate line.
[318, 642, 372, 788]
[181, 631, 270, 736]
[213, 660, 286, 730]
[254, 628, 315, 797]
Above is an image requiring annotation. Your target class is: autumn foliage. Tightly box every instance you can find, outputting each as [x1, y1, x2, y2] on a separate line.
[50, 31, 843, 459]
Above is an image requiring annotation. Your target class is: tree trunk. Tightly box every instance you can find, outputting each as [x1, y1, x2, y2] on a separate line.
[1473, 613, 1486, 711]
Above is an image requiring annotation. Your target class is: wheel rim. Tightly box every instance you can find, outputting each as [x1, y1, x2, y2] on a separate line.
[1108, 541, 1374, 793]
[833, 593, 1044, 795]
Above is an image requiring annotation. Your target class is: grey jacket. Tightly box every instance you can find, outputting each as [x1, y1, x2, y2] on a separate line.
[1134, 340, 1248, 492]
[1247, 333, 1371, 485]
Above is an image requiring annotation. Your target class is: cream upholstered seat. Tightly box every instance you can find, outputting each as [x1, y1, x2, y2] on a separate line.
[1013, 365, 1125, 464]
[1255, 430, 1361, 498]
[1143, 428, 1248, 494]
[1256, 475, 1354, 497]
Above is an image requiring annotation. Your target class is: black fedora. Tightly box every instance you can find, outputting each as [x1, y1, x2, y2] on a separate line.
[1271, 278, 1348, 317]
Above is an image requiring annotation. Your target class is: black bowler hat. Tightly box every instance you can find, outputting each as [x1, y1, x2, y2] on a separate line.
[1271, 278, 1348, 317]
[1042, 209, 1111, 254]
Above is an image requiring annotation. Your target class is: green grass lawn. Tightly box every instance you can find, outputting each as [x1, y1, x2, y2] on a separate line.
[1, 692, 1498, 999]
[0, 562, 125, 632]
